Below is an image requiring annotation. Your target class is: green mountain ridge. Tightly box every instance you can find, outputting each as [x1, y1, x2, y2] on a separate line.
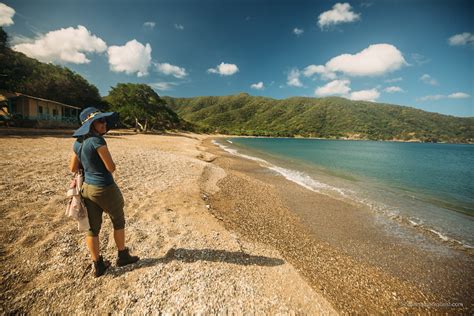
[163, 93, 474, 143]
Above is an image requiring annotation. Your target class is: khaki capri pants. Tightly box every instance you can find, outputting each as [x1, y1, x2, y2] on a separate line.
[81, 182, 125, 237]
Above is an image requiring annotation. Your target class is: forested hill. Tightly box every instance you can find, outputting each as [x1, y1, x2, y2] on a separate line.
[164, 93, 474, 143]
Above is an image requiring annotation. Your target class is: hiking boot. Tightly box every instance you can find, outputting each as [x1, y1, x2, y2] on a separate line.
[117, 248, 139, 267]
[93, 256, 110, 277]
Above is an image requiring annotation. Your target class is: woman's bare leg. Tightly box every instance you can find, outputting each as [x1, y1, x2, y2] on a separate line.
[86, 236, 100, 261]
[114, 229, 126, 251]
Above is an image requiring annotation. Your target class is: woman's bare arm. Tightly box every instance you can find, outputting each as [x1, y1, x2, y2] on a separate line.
[69, 153, 80, 173]
[96, 145, 116, 173]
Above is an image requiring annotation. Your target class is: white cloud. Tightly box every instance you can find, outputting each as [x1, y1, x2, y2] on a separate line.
[287, 68, 303, 87]
[448, 32, 474, 46]
[303, 65, 325, 77]
[418, 92, 471, 102]
[150, 82, 178, 91]
[349, 88, 380, 102]
[318, 3, 360, 29]
[207, 62, 239, 76]
[305, 44, 406, 81]
[304, 65, 337, 80]
[174, 24, 184, 30]
[384, 86, 404, 93]
[293, 28, 304, 36]
[448, 92, 470, 99]
[143, 21, 156, 29]
[315, 79, 351, 97]
[385, 77, 403, 83]
[0, 3, 15, 26]
[250, 82, 264, 90]
[420, 74, 438, 86]
[155, 62, 187, 78]
[108, 39, 152, 77]
[12, 25, 107, 64]
[326, 44, 407, 77]
[314, 79, 380, 101]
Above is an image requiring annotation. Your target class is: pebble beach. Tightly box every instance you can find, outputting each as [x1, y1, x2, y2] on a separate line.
[0, 130, 471, 313]
[0, 131, 335, 314]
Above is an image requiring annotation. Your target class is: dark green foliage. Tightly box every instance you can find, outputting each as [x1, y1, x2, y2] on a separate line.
[0, 27, 103, 108]
[164, 94, 474, 143]
[0, 27, 7, 50]
[104, 83, 184, 132]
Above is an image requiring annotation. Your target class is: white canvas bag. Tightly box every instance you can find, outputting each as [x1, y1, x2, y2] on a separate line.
[65, 143, 90, 231]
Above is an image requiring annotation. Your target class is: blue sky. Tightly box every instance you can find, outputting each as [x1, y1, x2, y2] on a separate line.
[1, 0, 473, 116]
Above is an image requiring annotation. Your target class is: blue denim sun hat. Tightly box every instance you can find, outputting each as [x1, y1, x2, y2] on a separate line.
[72, 107, 119, 137]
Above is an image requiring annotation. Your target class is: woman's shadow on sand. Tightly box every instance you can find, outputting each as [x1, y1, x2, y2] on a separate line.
[108, 247, 285, 277]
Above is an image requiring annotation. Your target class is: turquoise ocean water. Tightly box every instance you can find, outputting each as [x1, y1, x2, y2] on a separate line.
[215, 138, 474, 248]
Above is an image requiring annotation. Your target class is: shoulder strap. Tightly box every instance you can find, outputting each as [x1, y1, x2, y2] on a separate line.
[78, 137, 86, 172]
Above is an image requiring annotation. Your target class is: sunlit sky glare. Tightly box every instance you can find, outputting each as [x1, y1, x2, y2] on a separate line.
[1, 0, 473, 116]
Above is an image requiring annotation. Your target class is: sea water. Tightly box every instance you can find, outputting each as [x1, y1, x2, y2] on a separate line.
[213, 138, 474, 249]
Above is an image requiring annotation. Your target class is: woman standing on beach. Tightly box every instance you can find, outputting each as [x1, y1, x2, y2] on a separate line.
[69, 107, 139, 277]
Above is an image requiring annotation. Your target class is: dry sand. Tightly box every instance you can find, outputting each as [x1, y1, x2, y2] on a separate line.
[0, 131, 336, 314]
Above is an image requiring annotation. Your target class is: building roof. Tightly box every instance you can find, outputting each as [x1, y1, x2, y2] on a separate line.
[0, 91, 82, 110]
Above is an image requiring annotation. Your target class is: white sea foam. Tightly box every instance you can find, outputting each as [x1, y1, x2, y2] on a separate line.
[408, 219, 422, 227]
[212, 140, 270, 165]
[408, 218, 474, 249]
[213, 139, 347, 197]
[427, 228, 474, 249]
[267, 165, 348, 196]
[428, 229, 449, 241]
[346, 192, 473, 249]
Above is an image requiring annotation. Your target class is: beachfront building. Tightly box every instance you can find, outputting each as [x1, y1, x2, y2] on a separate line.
[0, 91, 81, 128]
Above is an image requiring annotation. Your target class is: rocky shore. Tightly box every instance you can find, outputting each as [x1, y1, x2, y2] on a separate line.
[0, 132, 335, 314]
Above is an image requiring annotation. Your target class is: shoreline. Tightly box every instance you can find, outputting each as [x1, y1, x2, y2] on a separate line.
[202, 137, 474, 313]
[214, 136, 474, 250]
[1, 127, 473, 144]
